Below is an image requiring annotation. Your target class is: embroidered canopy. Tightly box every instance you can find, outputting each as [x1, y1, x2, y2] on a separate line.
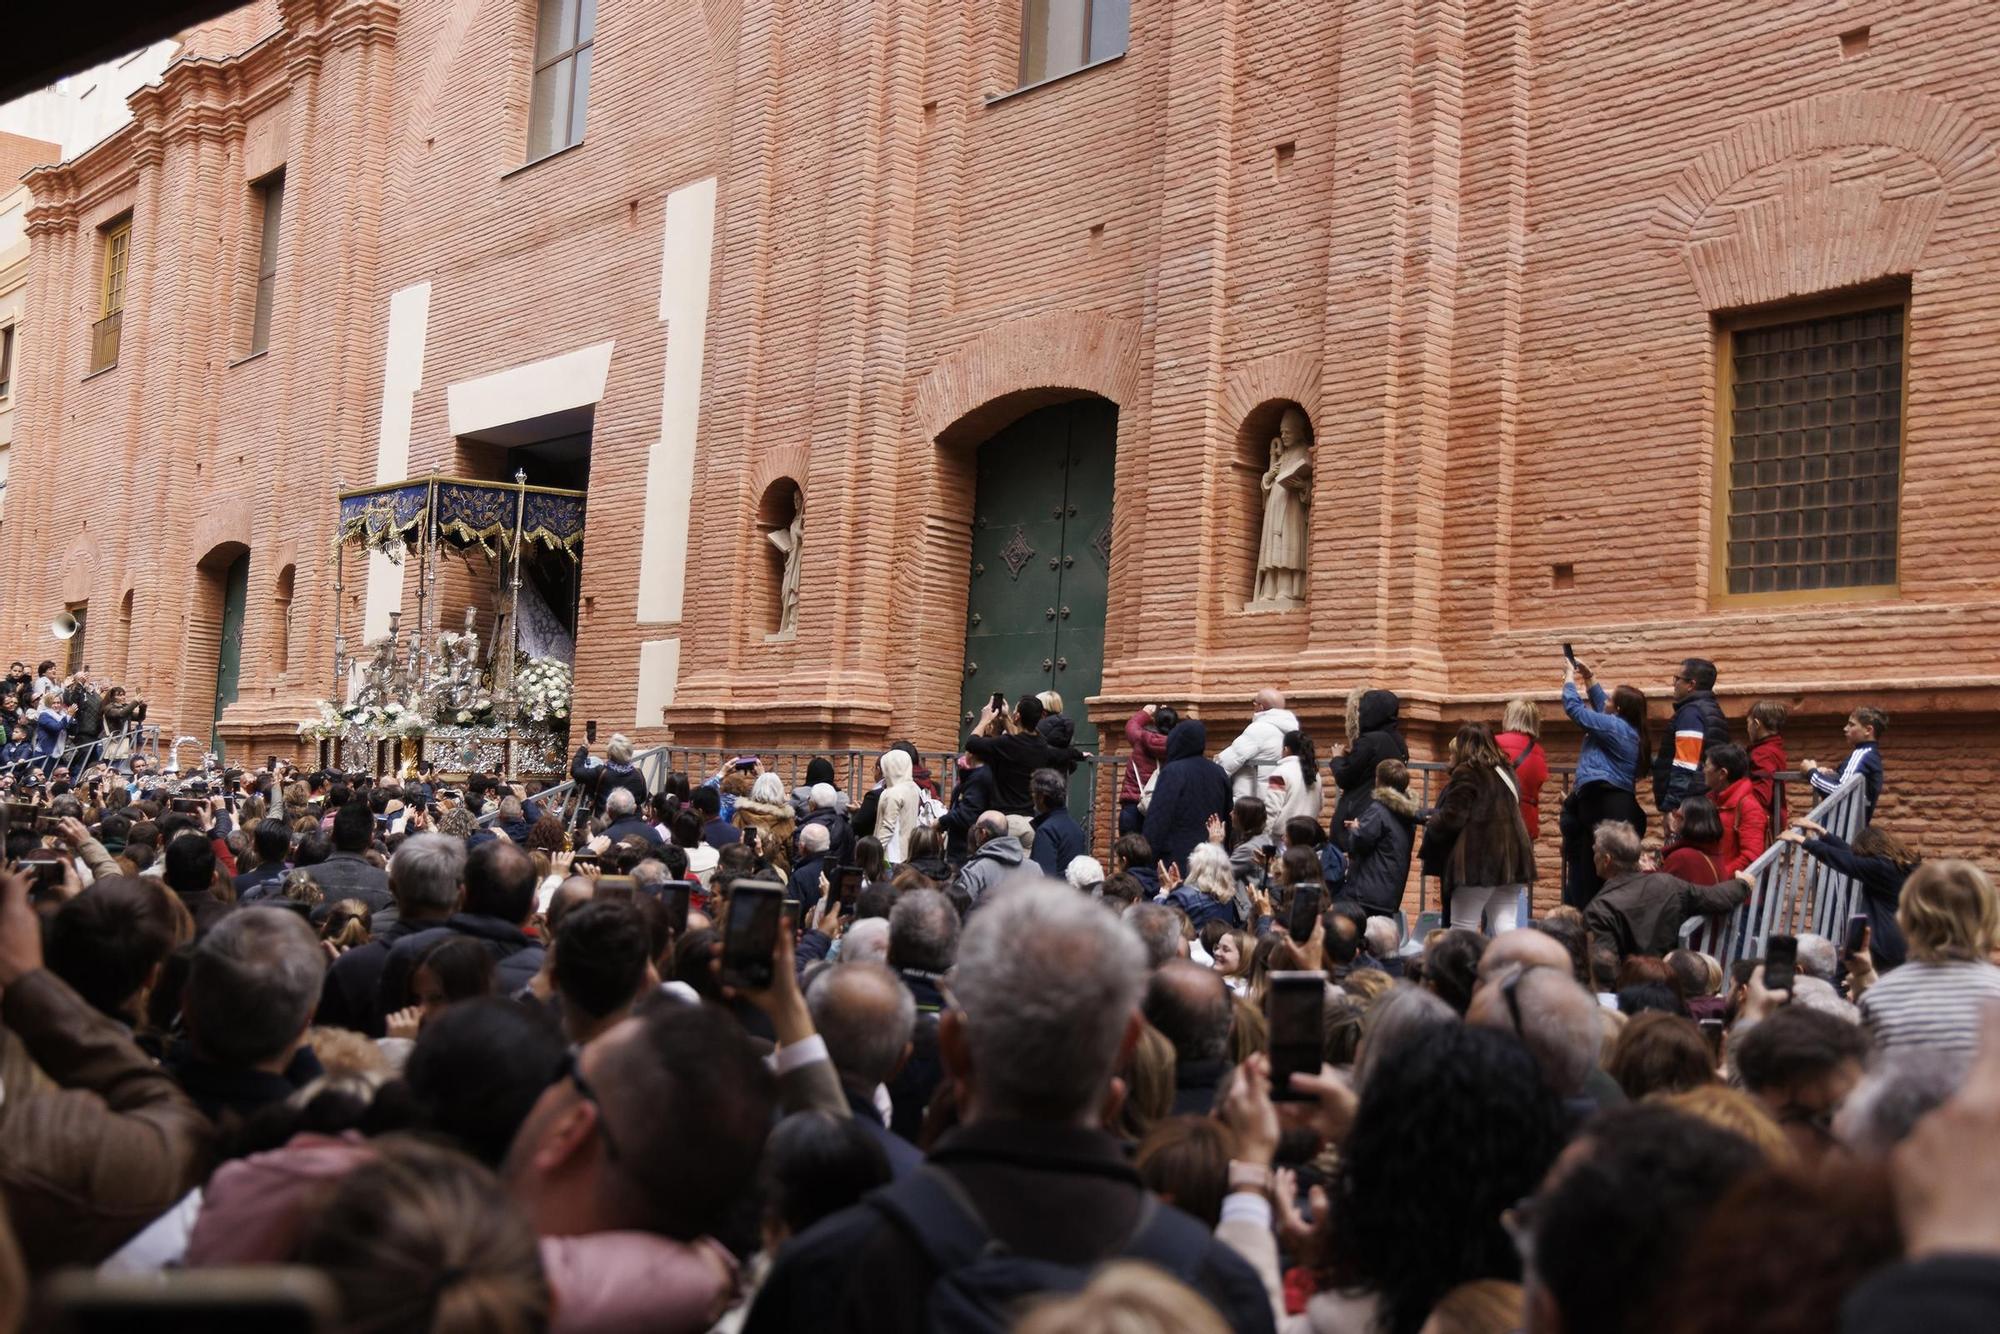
[336, 477, 587, 560]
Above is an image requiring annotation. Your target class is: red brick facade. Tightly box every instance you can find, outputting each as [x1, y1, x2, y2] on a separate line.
[6, 1, 2000, 887]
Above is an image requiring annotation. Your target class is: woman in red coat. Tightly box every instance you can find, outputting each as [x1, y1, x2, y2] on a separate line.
[1703, 743, 1769, 875]
[1662, 795, 1730, 885]
[1495, 698, 1549, 842]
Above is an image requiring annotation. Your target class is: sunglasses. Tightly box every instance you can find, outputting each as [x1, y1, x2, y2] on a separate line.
[563, 1048, 623, 1161]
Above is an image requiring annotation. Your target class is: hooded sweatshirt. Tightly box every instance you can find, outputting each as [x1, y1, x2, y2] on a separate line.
[1331, 691, 1408, 846]
[1142, 720, 1235, 873]
[1216, 706, 1301, 801]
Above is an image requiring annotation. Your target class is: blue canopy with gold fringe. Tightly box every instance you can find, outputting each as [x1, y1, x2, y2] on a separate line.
[336, 477, 587, 560]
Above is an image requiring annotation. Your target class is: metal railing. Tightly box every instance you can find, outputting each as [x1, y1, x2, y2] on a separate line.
[89, 310, 122, 374]
[46, 722, 163, 773]
[1680, 772, 1867, 967]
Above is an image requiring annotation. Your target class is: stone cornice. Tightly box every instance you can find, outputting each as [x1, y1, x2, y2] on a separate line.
[22, 0, 399, 218]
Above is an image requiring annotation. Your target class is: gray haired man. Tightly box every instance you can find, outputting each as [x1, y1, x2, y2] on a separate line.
[745, 885, 1275, 1334]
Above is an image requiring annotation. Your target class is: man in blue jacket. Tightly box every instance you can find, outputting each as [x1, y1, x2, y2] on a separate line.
[1026, 768, 1084, 880]
[1651, 657, 1731, 814]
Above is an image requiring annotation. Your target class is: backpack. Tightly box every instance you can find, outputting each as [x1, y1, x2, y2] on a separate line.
[916, 791, 947, 829]
[868, 1165, 1214, 1334]
[1130, 757, 1159, 814]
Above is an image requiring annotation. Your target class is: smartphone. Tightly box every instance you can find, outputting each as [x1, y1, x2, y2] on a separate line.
[782, 896, 803, 930]
[45, 1266, 338, 1333]
[1698, 1017, 1725, 1061]
[3, 800, 38, 829]
[1764, 934, 1799, 994]
[988, 690, 1006, 715]
[833, 864, 866, 908]
[594, 874, 639, 899]
[658, 879, 694, 934]
[1287, 882, 1322, 945]
[1267, 971, 1325, 1102]
[1840, 914, 1869, 957]
[585, 719, 598, 744]
[267, 754, 279, 772]
[1562, 642, 1579, 666]
[169, 797, 202, 814]
[741, 826, 759, 854]
[721, 882, 785, 990]
[17, 849, 64, 903]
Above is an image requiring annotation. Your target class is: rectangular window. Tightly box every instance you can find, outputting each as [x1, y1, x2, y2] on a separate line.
[1020, 0, 1128, 87]
[0, 324, 13, 398]
[1720, 298, 1905, 597]
[528, 0, 595, 162]
[250, 170, 285, 355]
[91, 215, 131, 373]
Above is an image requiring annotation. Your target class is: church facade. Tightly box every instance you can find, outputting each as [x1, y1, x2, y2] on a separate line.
[7, 0, 2000, 863]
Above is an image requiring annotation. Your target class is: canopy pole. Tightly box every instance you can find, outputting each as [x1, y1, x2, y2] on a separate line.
[332, 477, 347, 707]
[501, 468, 528, 721]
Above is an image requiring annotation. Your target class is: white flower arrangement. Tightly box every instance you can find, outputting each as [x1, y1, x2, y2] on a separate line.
[297, 700, 344, 741]
[515, 658, 573, 726]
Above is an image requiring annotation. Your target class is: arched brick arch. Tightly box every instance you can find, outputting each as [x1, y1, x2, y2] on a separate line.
[1649, 89, 1995, 308]
[190, 500, 255, 569]
[912, 309, 1142, 446]
[1220, 350, 1321, 429]
[58, 535, 101, 606]
[747, 444, 811, 503]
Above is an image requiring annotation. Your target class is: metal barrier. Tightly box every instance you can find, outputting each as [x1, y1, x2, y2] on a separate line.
[481, 742, 1821, 891]
[1680, 772, 1867, 967]
[47, 723, 163, 774]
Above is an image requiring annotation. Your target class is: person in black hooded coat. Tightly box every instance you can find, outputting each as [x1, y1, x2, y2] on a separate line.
[1330, 690, 1408, 850]
[1142, 720, 1234, 874]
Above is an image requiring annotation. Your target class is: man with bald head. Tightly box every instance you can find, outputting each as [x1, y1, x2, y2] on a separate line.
[1479, 928, 1574, 981]
[1144, 959, 1237, 1115]
[949, 810, 1027, 905]
[381, 839, 546, 1011]
[808, 961, 921, 1176]
[1469, 963, 1625, 1118]
[1215, 687, 1299, 801]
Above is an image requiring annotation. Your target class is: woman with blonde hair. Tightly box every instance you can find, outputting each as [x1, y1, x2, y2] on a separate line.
[294, 1135, 550, 1334]
[872, 749, 924, 866]
[1854, 859, 2000, 1055]
[1653, 1085, 1796, 1166]
[1420, 1280, 1524, 1334]
[1159, 840, 1243, 929]
[1015, 1262, 1231, 1334]
[1494, 697, 1547, 843]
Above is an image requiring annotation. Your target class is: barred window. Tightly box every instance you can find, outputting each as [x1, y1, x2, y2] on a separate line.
[1723, 302, 1904, 596]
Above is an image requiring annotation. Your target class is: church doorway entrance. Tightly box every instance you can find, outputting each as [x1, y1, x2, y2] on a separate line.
[959, 399, 1116, 819]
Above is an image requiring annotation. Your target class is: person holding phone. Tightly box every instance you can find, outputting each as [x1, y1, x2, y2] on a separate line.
[1558, 652, 1651, 908]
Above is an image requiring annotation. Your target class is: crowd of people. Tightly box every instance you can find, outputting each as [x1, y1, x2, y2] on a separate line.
[0, 651, 1993, 1334]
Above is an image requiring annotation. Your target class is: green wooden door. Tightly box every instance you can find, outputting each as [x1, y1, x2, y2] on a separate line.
[213, 553, 248, 756]
[960, 400, 1117, 813]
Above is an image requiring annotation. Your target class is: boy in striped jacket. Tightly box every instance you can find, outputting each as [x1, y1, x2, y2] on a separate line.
[1802, 706, 1886, 820]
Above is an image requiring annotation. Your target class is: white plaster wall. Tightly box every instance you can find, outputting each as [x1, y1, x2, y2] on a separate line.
[632, 176, 716, 725]
[364, 281, 431, 646]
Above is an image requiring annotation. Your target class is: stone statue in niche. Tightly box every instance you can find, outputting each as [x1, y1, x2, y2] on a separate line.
[1250, 405, 1314, 609]
[767, 485, 804, 636]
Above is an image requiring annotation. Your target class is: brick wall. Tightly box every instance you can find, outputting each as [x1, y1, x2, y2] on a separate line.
[4, 0, 2000, 884]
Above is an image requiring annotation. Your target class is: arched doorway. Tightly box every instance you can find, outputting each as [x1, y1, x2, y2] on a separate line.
[958, 399, 1117, 789]
[192, 543, 251, 758]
